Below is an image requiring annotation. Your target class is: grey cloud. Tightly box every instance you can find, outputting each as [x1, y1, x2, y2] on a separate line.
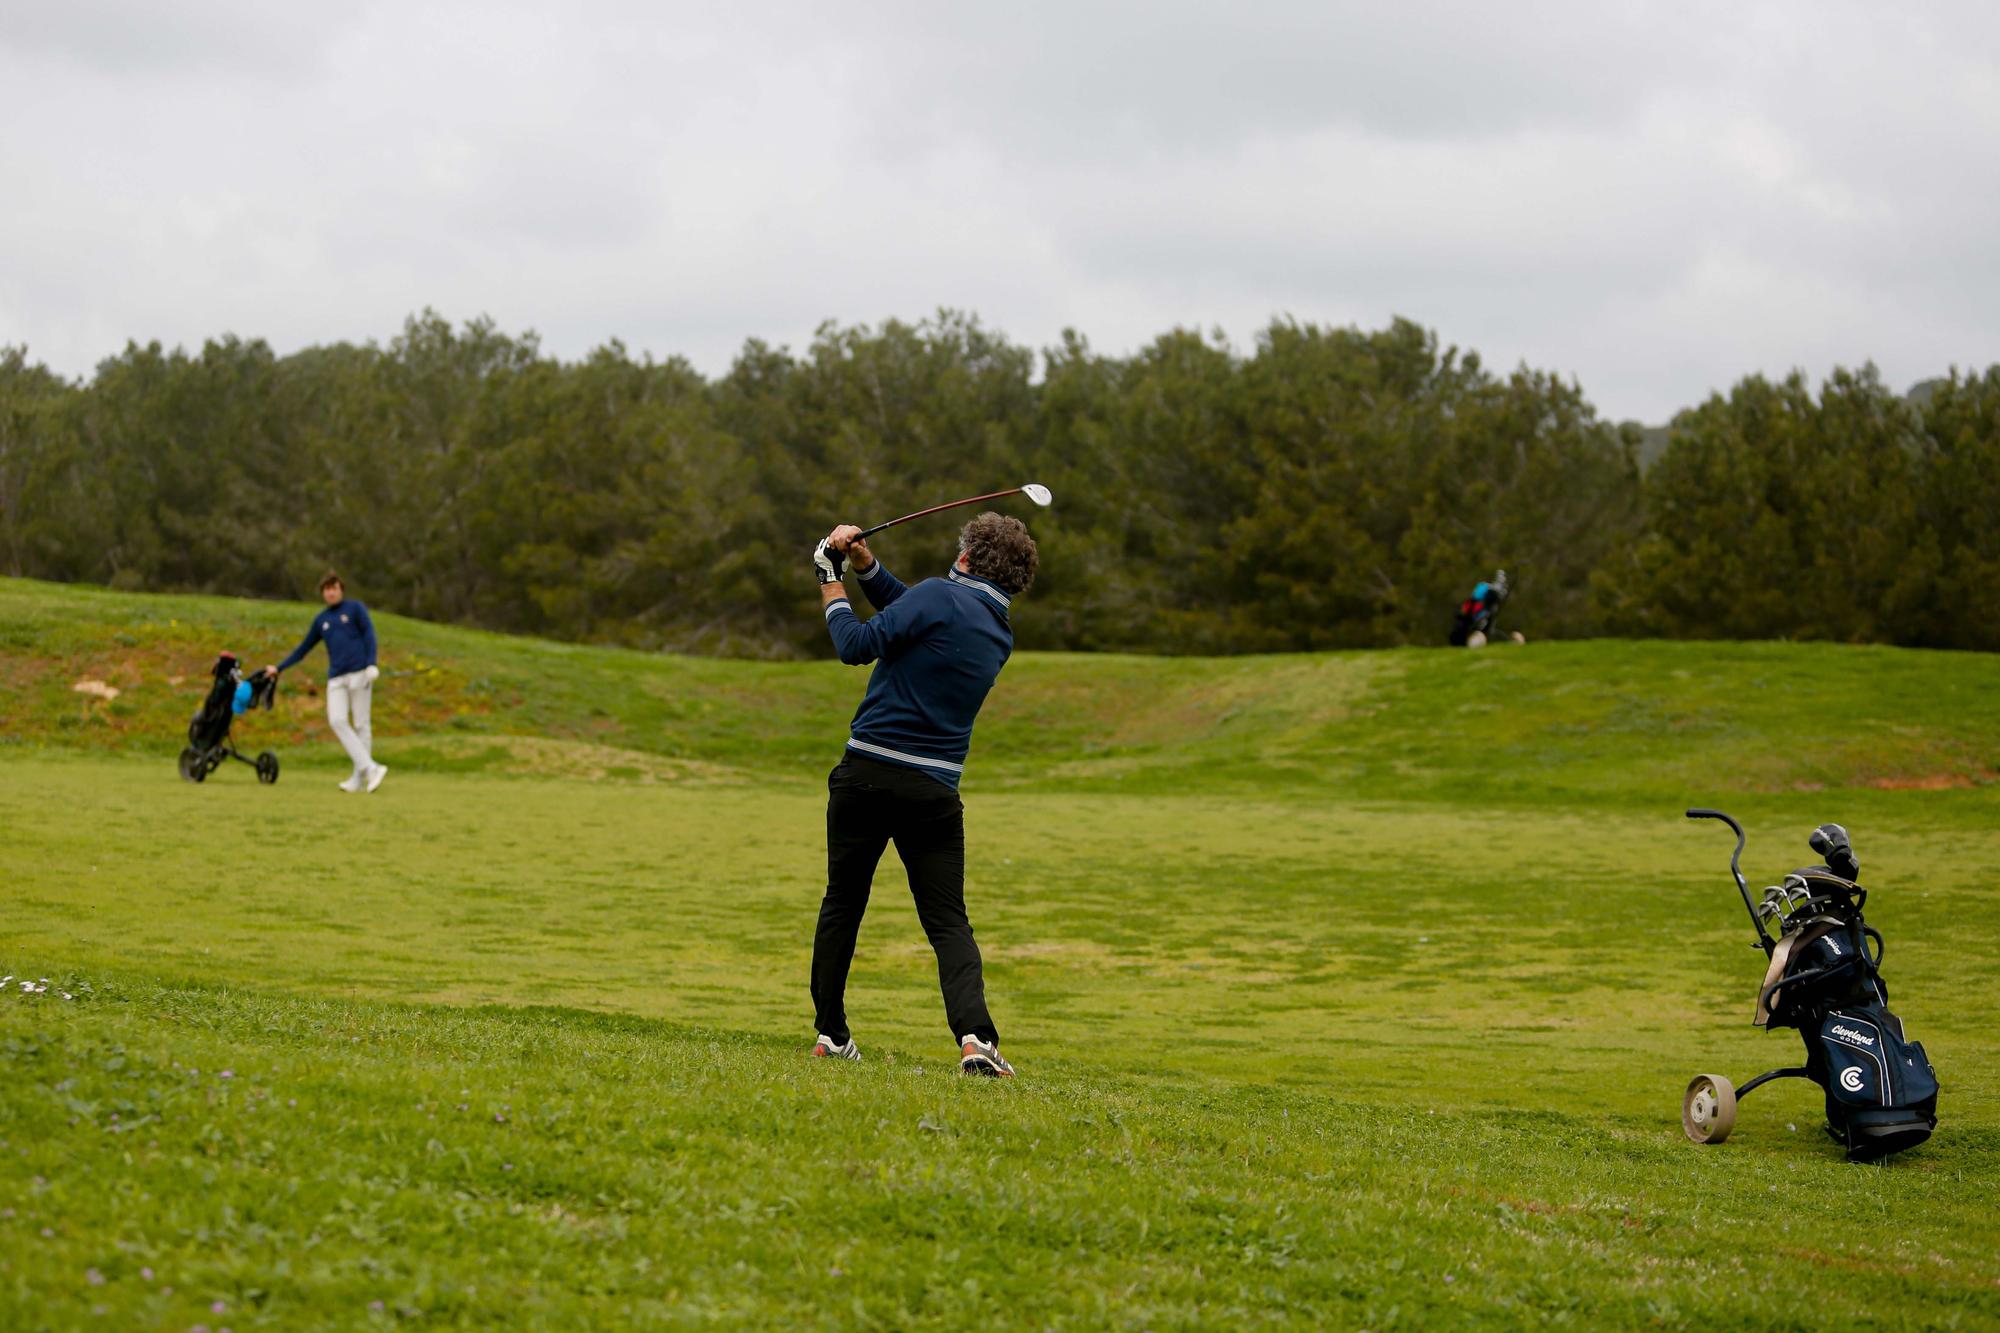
[827, 2, 1675, 159]
[2, 0, 334, 76]
[0, 0, 1996, 420]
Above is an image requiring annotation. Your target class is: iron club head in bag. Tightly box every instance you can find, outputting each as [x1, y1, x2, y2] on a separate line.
[1680, 809, 1938, 1161]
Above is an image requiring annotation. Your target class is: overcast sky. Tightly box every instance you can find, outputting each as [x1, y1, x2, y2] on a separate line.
[3, 1, 1996, 421]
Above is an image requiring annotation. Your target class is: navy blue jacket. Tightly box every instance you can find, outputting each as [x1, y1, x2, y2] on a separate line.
[823, 560, 1014, 789]
[278, 599, 379, 679]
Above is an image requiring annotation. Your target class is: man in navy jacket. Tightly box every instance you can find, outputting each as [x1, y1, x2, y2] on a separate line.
[809, 512, 1038, 1077]
[266, 572, 387, 793]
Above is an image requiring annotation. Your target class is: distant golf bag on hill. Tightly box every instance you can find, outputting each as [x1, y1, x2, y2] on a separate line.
[1449, 570, 1520, 647]
[179, 652, 281, 784]
[1681, 810, 1938, 1161]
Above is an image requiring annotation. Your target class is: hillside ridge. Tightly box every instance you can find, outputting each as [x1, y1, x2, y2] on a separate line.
[4, 576, 1996, 803]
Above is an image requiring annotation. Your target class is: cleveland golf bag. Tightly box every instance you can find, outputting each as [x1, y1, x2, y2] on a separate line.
[179, 652, 281, 784]
[1449, 570, 1512, 646]
[1681, 810, 1937, 1161]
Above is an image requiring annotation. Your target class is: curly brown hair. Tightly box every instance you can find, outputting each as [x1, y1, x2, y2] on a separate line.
[958, 512, 1039, 595]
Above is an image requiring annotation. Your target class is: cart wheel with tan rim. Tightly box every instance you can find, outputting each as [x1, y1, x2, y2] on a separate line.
[1682, 1073, 1738, 1143]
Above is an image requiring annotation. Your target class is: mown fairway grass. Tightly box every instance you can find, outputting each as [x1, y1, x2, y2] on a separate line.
[2, 576, 1998, 1328]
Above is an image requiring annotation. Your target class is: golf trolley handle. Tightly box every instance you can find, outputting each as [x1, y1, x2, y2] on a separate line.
[1686, 808, 1774, 953]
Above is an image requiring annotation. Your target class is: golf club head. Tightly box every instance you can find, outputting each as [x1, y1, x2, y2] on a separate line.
[1809, 822, 1859, 881]
[1022, 483, 1053, 506]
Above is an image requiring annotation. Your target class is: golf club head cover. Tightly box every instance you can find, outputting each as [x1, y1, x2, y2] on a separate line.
[813, 539, 847, 585]
[1809, 823, 1859, 881]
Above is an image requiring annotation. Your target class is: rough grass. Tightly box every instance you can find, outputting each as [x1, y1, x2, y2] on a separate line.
[2, 576, 1998, 1328]
[6, 980, 1995, 1330]
[5, 576, 1998, 802]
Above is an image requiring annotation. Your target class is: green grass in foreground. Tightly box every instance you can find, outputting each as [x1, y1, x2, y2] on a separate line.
[4, 980, 1995, 1330]
[2, 577, 1999, 1327]
[5, 758, 1998, 1328]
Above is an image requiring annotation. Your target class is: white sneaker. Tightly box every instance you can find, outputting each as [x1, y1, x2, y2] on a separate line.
[363, 764, 389, 793]
[811, 1034, 860, 1061]
[959, 1035, 1015, 1078]
[337, 775, 362, 793]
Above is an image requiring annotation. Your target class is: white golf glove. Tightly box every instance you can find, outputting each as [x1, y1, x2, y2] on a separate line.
[364, 664, 380, 683]
[813, 539, 847, 585]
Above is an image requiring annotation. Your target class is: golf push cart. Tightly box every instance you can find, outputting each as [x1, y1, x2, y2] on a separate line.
[179, 651, 281, 784]
[1681, 809, 1937, 1161]
[1449, 570, 1522, 647]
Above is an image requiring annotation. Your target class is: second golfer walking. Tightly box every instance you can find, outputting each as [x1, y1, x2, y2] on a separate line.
[267, 571, 388, 794]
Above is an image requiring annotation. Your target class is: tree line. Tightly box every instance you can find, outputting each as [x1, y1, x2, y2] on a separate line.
[2, 311, 1994, 655]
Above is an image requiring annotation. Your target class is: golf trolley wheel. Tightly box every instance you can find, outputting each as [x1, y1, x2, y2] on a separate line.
[255, 751, 280, 785]
[1682, 1073, 1738, 1144]
[178, 746, 205, 783]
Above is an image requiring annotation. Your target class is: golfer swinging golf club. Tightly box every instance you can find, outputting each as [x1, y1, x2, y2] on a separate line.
[266, 572, 387, 793]
[809, 511, 1038, 1076]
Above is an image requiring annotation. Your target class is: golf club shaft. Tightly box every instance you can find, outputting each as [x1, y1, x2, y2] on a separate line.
[858, 488, 1036, 539]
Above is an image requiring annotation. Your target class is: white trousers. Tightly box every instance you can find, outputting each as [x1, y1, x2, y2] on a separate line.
[326, 670, 376, 776]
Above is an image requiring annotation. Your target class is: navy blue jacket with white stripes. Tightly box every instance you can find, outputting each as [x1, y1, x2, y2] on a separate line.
[822, 559, 1014, 789]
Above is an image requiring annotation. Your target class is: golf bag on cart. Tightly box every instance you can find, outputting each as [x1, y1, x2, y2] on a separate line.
[1449, 570, 1514, 647]
[179, 652, 281, 784]
[1681, 810, 1937, 1161]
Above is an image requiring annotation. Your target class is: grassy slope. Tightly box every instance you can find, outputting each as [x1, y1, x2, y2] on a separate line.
[5, 575, 1998, 801]
[3, 576, 1999, 1328]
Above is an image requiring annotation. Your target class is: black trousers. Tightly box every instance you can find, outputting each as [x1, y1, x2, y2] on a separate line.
[811, 753, 997, 1046]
